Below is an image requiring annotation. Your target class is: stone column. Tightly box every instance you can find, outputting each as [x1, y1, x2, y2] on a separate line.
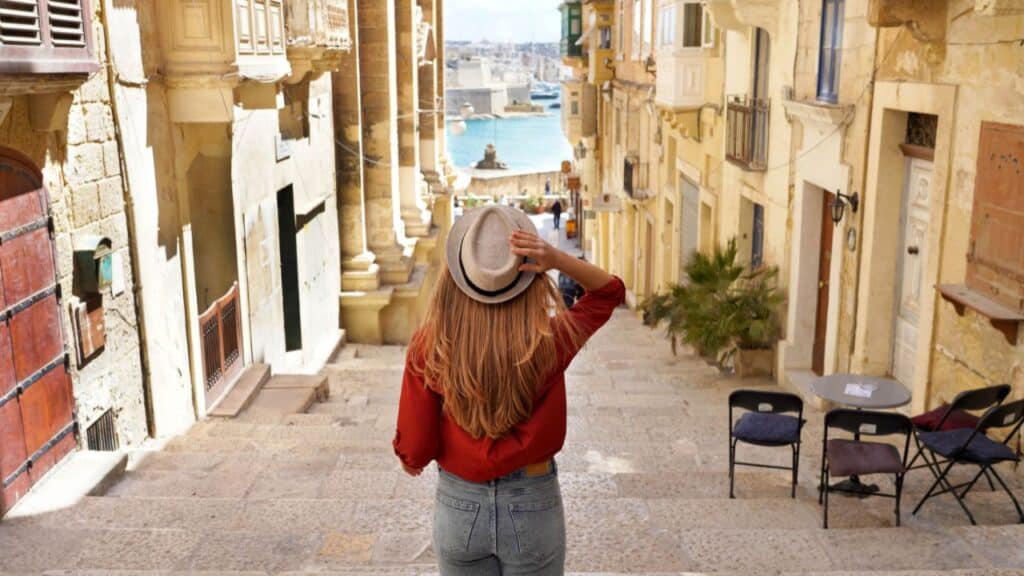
[333, 0, 380, 291]
[433, 0, 447, 162]
[417, 0, 440, 186]
[396, 0, 431, 237]
[358, 0, 413, 284]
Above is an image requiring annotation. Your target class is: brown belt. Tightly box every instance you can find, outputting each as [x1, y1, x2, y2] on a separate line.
[522, 459, 553, 477]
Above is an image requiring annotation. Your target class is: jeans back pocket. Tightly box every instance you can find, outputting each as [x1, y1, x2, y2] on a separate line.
[434, 492, 481, 555]
[508, 495, 565, 563]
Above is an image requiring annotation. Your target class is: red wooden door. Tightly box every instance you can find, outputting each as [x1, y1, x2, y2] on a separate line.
[812, 192, 835, 376]
[0, 149, 75, 516]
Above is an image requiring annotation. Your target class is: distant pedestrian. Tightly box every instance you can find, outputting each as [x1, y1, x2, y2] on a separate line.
[551, 199, 563, 230]
[544, 178, 551, 195]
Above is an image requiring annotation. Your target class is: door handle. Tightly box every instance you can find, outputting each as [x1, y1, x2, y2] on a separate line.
[907, 246, 920, 255]
[819, 281, 828, 289]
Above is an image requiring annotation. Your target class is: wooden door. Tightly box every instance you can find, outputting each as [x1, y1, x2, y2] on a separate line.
[0, 149, 74, 516]
[892, 158, 932, 386]
[812, 192, 835, 375]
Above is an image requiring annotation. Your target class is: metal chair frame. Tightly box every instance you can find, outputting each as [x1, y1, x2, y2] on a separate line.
[819, 409, 913, 529]
[911, 399, 1024, 525]
[907, 384, 1011, 493]
[728, 389, 804, 499]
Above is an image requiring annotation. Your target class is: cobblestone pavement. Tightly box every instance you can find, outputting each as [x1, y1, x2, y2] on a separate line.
[3, 310, 1024, 575]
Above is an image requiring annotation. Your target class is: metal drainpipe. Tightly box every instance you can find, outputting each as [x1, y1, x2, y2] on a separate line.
[98, 0, 156, 438]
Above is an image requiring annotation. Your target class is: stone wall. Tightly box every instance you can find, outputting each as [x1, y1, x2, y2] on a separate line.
[871, 7, 1024, 406]
[0, 26, 148, 448]
[461, 170, 562, 199]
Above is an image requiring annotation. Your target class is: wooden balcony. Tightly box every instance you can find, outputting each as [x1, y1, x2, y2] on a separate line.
[155, 0, 290, 122]
[726, 95, 769, 171]
[284, 0, 351, 77]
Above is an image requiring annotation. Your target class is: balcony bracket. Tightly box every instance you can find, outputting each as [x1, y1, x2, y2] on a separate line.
[29, 92, 74, 133]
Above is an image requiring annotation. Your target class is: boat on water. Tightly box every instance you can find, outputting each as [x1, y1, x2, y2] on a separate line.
[548, 102, 561, 109]
[530, 90, 559, 100]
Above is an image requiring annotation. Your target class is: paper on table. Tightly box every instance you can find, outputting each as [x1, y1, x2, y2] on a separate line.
[844, 383, 875, 398]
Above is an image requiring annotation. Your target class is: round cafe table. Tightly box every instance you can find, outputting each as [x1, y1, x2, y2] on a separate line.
[812, 374, 911, 497]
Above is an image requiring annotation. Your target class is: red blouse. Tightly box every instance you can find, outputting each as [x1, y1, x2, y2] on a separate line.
[393, 276, 626, 482]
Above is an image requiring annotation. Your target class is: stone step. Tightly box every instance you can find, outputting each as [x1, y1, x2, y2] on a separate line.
[208, 363, 271, 418]
[238, 374, 330, 421]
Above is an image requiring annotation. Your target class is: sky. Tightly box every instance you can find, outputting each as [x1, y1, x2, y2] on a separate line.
[444, 0, 563, 43]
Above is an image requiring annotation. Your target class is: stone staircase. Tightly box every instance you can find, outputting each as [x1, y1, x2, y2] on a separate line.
[2, 309, 1023, 574]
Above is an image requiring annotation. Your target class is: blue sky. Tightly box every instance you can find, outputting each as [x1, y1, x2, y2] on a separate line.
[444, 0, 563, 43]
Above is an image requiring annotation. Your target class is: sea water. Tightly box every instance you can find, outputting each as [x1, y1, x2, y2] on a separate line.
[446, 105, 574, 172]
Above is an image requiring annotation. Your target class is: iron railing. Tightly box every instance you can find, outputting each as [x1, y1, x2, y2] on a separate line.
[726, 95, 769, 171]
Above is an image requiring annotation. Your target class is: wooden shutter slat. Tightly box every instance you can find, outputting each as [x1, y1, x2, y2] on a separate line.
[0, 0, 41, 46]
[47, 0, 84, 46]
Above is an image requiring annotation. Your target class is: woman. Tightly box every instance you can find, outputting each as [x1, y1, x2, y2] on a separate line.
[393, 205, 624, 575]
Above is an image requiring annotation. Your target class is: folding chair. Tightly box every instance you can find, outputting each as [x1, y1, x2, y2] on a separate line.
[820, 409, 913, 528]
[907, 384, 1011, 480]
[912, 399, 1024, 525]
[728, 389, 804, 499]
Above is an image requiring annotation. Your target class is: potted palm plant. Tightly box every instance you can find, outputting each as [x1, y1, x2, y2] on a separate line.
[640, 239, 784, 376]
[641, 239, 744, 363]
[721, 265, 784, 378]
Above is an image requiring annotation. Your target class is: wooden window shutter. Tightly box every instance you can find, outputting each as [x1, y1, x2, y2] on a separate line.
[0, 0, 96, 75]
[966, 121, 1024, 312]
[47, 0, 85, 47]
[0, 0, 43, 46]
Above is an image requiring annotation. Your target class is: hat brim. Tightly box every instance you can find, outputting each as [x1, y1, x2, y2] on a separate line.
[445, 206, 539, 304]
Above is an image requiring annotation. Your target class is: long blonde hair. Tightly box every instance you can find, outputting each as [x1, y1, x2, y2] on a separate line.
[412, 268, 578, 439]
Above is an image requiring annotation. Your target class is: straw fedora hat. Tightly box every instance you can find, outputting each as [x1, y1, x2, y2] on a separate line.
[446, 205, 539, 304]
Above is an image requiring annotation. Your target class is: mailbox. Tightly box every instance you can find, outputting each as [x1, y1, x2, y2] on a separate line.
[74, 235, 113, 294]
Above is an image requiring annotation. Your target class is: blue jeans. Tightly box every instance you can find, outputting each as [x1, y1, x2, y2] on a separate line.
[433, 462, 565, 575]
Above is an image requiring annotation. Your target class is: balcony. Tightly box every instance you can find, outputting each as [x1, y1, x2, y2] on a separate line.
[655, 51, 706, 110]
[726, 95, 769, 171]
[156, 0, 291, 122]
[559, 1, 583, 59]
[285, 0, 351, 78]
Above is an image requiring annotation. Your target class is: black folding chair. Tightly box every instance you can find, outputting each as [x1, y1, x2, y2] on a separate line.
[912, 399, 1024, 525]
[728, 389, 804, 499]
[820, 409, 913, 528]
[907, 384, 1011, 483]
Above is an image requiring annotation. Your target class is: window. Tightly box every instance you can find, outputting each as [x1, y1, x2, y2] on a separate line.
[659, 6, 676, 47]
[571, 92, 579, 115]
[681, 2, 703, 48]
[751, 202, 765, 269]
[701, 7, 716, 47]
[966, 122, 1024, 313]
[617, 1, 625, 55]
[752, 27, 770, 100]
[816, 0, 844, 103]
[0, 0, 97, 75]
[632, 0, 642, 59]
[642, 0, 652, 56]
[599, 26, 612, 49]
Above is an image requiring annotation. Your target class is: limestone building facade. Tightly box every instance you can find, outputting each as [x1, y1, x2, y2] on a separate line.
[567, 0, 1024, 412]
[0, 0, 451, 515]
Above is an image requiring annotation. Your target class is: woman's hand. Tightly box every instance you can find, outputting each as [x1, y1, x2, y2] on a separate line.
[401, 462, 424, 477]
[510, 231, 564, 274]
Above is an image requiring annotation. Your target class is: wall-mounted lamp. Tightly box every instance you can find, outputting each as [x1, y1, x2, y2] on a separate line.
[830, 190, 859, 226]
[574, 140, 587, 160]
[644, 55, 657, 75]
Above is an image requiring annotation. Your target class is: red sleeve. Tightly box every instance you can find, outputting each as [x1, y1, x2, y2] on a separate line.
[554, 276, 625, 369]
[393, 348, 443, 469]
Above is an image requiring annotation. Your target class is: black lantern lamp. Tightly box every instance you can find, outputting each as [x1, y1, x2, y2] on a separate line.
[574, 140, 587, 160]
[830, 190, 859, 226]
